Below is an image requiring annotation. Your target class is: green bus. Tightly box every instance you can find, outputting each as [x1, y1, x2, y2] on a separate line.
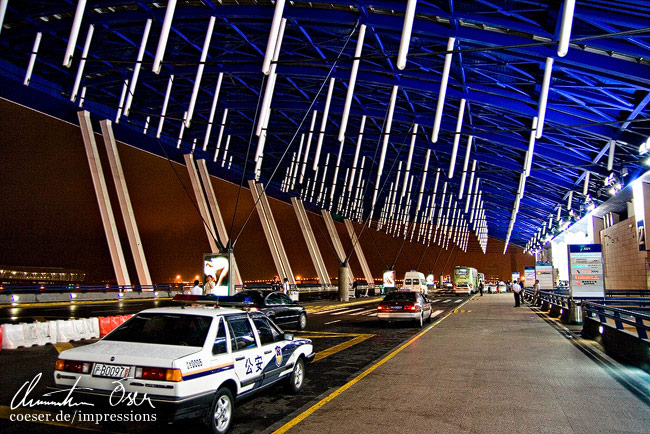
[452, 266, 479, 295]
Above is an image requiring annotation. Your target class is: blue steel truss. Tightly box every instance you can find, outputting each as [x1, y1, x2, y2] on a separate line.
[1, 0, 649, 250]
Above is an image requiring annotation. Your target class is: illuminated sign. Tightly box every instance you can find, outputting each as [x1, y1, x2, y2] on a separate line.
[203, 253, 232, 296]
[535, 261, 554, 290]
[524, 267, 536, 288]
[383, 270, 396, 288]
[568, 244, 604, 298]
[426, 274, 435, 285]
[511, 272, 521, 282]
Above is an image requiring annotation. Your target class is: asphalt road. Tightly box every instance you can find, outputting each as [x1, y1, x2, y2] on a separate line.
[0, 293, 468, 434]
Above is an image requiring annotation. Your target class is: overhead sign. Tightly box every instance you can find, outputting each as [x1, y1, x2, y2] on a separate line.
[204, 252, 232, 296]
[524, 267, 536, 288]
[511, 272, 521, 282]
[535, 261, 554, 290]
[568, 244, 605, 298]
[383, 270, 396, 289]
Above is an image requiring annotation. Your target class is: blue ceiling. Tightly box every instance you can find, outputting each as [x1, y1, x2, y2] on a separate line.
[1, 0, 649, 252]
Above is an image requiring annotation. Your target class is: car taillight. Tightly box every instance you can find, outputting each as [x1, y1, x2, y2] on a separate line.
[55, 359, 91, 374]
[248, 307, 259, 312]
[377, 305, 386, 311]
[135, 367, 183, 382]
[406, 304, 420, 312]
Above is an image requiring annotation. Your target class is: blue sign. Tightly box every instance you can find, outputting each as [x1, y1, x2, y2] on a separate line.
[568, 244, 602, 253]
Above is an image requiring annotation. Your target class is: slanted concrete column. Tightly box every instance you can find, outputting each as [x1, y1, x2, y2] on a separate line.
[249, 181, 295, 285]
[99, 120, 152, 287]
[321, 210, 355, 282]
[195, 159, 242, 286]
[344, 219, 375, 288]
[77, 111, 130, 286]
[292, 198, 331, 285]
[183, 154, 219, 254]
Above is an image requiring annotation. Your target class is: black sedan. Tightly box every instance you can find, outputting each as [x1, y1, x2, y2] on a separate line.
[232, 290, 307, 330]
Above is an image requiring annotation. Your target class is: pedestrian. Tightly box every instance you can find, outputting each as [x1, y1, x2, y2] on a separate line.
[271, 276, 280, 291]
[478, 281, 484, 296]
[512, 280, 522, 307]
[204, 275, 216, 295]
[190, 279, 203, 296]
[281, 277, 290, 294]
[533, 279, 541, 306]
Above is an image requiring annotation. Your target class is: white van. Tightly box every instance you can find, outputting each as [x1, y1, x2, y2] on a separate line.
[402, 271, 427, 294]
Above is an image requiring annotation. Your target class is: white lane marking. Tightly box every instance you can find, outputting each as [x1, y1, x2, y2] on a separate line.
[324, 320, 341, 325]
[368, 313, 377, 317]
[430, 299, 440, 303]
[431, 309, 444, 318]
[351, 309, 374, 316]
[442, 299, 452, 303]
[454, 299, 463, 304]
[312, 307, 348, 315]
[332, 308, 365, 316]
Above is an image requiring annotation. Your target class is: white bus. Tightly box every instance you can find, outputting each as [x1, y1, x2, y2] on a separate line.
[452, 266, 479, 295]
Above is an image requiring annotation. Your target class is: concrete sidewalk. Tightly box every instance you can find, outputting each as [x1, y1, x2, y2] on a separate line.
[279, 293, 650, 434]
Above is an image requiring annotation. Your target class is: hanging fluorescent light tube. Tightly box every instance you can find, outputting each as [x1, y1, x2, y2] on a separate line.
[567, 190, 573, 210]
[301, 110, 318, 183]
[156, 75, 174, 138]
[557, 0, 576, 57]
[465, 159, 477, 213]
[152, 0, 177, 74]
[432, 37, 455, 143]
[448, 98, 466, 179]
[70, 25, 94, 102]
[348, 115, 366, 192]
[339, 24, 366, 142]
[0, 0, 7, 37]
[177, 111, 187, 149]
[583, 171, 590, 196]
[525, 116, 538, 177]
[222, 135, 231, 168]
[185, 16, 216, 128]
[416, 149, 431, 213]
[124, 19, 152, 117]
[458, 135, 472, 199]
[203, 72, 224, 151]
[313, 77, 335, 170]
[397, 0, 418, 70]
[262, 0, 285, 75]
[291, 134, 304, 190]
[536, 58, 553, 139]
[402, 124, 418, 198]
[257, 18, 287, 137]
[78, 86, 86, 108]
[24, 31, 43, 86]
[378, 85, 399, 178]
[143, 116, 150, 135]
[607, 139, 616, 171]
[63, 0, 87, 67]
[214, 108, 229, 162]
[115, 78, 129, 123]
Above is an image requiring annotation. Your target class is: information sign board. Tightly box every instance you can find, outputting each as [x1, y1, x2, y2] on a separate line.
[568, 244, 605, 298]
[535, 261, 554, 290]
[524, 267, 536, 288]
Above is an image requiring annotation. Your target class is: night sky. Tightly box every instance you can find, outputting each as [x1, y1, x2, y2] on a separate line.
[0, 98, 533, 284]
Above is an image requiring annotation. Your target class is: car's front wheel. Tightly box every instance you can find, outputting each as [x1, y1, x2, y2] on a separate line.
[206, 387, 234, 434]
[297, 312, 307, 330]
[287, 357, 305, 393]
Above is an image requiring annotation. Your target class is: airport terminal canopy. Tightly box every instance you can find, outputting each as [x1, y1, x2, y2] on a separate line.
[1, 0, 649, 251]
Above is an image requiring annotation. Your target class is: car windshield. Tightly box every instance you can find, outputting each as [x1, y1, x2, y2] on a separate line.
[232, 291, 264, 304]
[383, 292, 416, 302]
[104, 313, 213, 347]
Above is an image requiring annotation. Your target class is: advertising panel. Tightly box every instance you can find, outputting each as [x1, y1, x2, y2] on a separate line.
[524, 267, 536, 288]
[511, 272, 521, 282]
[426, 274, 435, 285]
[535, 261, 554, 290]
[568, 244, 605, 298]
[203, 252, 232, 296]
[383, 270, 396, 289]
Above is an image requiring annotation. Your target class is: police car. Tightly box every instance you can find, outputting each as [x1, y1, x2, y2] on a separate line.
[53, 298, 315, 434]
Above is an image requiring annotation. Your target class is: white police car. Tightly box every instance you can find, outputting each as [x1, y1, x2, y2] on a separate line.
[53, 303, 314, 433]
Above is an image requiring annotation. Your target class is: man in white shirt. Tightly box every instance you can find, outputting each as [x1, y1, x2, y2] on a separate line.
[190, 279, 203, 296]
[512, 281, 522, 307]
[281, 278, 290, 294]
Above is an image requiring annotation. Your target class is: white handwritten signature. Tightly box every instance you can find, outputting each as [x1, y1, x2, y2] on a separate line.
[11, 373, 155, 410]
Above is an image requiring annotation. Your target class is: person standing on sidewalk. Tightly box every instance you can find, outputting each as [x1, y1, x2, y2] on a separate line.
[512, 280, 522, 307]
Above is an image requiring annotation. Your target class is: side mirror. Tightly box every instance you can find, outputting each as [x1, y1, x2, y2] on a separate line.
[283, 333, 294, 341]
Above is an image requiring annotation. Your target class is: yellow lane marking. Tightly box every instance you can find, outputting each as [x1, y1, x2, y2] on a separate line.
[313, 334, 374, 363]
[0, 405, 102, 431]
[54, 342, 74, 353]
[305, 297, 382, 313]
[273, 299, 469, 434]
[1, 297, 171, 309]
[452, 309, 472, 314]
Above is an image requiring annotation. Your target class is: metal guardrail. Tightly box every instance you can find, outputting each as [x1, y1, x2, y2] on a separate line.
[0, 284, 187, 294]
[582, 301, 650, 340]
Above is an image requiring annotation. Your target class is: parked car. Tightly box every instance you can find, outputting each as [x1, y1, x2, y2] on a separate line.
[377, 291, 432, 327]
[232, 290, 308, 330]
[53, 306, 314, 433]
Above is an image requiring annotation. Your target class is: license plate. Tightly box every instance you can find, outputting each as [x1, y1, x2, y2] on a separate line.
[390, 306, 403, 310]
[92, 363, 131, 378]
